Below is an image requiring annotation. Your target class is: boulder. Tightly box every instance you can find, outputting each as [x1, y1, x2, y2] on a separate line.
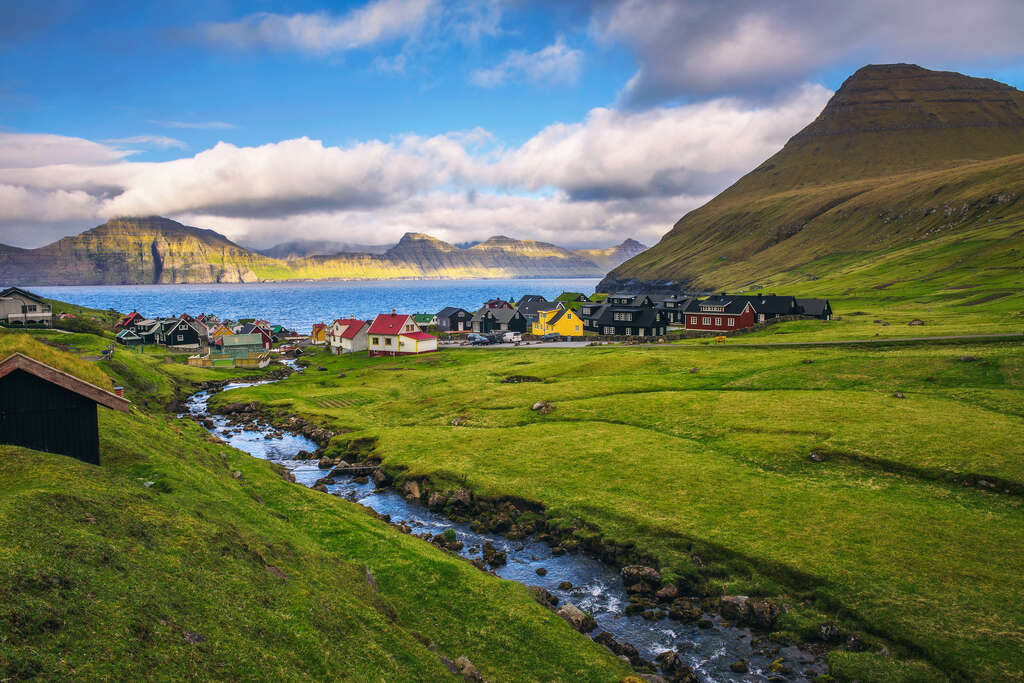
[809, 451, 828, 462]
[451, 416, 468, 426]
[450, 488, 472, 507]
[317, 456, 333, 469]
[527, 585, 558, 608]
[908, 319, 924, 326]
[312, 483, 329, 493]
[402, 480, 422, 500]
[655, 650, 682, 673]
[535, 567, 547, 576]
[427, 492, 447, 510]
[960, 354, 980, 362]
[668, 598, 702, 623]
[729, 661, 748, 674]
[558, 581, 573, 590]
[621, 565, 662, 587]
[482, 542, 507, 568]
[371, 469, 391, 487]
[454, 656, 482, 682]
[892, 391, 906, 399]
[720, 595, 751, 623]
[749, 599, 780, 629]
[556, 603, 597, 633]
[655, 584, 678, 602]
[818, 621, 843, 643]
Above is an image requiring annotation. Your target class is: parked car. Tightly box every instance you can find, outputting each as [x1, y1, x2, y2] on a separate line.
[542, 332, 563, 341]
[502, 332, 522, 343]
[486, 333, 504, 344]
[467, 333, 490, 345]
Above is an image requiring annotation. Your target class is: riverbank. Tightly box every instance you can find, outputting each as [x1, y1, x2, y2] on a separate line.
[210, 341, 1024, 681]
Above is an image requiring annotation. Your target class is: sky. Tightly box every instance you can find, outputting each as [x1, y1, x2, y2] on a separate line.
[2, 0, 1024, 250]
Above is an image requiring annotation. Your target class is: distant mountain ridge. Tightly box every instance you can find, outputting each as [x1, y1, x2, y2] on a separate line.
[601, 63, 1024, 292]
[0, 217, 647, 285]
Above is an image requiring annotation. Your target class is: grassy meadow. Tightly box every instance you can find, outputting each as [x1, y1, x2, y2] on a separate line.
[0, 333, 631, 681]
[215, 340, 1024, 681]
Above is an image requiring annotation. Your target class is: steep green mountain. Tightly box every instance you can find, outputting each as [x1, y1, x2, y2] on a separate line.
[0, 218, 641, 284]
[600, 64, 1024, 293]
[0, 217, 274, 285]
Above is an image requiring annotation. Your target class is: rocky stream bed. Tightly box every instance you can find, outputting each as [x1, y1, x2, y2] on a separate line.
[183, 370, 830, 682]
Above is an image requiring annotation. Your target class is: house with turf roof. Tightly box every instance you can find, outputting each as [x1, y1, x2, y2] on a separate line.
[797, 298, 833, 320]
[412, 313, 438, 328]
[328, 318, 369, 354]
[367, 312, 437, 356]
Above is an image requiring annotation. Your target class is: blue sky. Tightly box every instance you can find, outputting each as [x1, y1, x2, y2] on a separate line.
[2, 0, 1024, 249]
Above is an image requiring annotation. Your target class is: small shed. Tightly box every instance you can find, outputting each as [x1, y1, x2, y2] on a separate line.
[115, 328, 143, 347]
[0, 353, 131, 465]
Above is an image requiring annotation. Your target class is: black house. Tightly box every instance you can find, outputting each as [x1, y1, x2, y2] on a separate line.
[580, 294, 667, 336]
[0, 353, 130, 465]
[797, 298, 833, 320]
[471, 307, 528, 333]
[163, 318, 203, 347]
[515, 298, 560, 325]
[437, 307, 473, 332]
[743, 294, 801, 322]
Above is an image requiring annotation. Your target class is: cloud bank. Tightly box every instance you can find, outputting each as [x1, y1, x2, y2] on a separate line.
[593, 0, 1024, 106]
[0, 85, 832, 248]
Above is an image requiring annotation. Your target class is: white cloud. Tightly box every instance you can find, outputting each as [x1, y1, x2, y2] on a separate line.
[0, 84, 830, 248]
[105, 135, 188, 150]
[149, 120, 236, 130]
[470, 36, 583, 87]
[196, 0, 437, 54]
[0, 133, 131, 169]
[593, 0, 1024, 105]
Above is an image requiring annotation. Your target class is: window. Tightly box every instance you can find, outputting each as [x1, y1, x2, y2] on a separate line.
[689, 316, 697, 325]
[177, 334, 184, 341]
[372, 337, 378, 344]
[703, 317, 711, 325]
[624, 328, 632, 335]
[728, 318, 735, 326]
[385, 338, 392, 345]
[575, 325, 580, 331]
[603, 326, 615, 335]
[715, 317, 721, 326]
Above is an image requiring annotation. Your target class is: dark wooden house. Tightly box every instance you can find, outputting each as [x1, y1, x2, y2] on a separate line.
[471, 307, 528, 333]
[436, 307, 473, 332]
[797, 298, 833, 320]
[580, 294, 667, 336]
[0, 353, 130, 465]
[163, 318, 204, 347]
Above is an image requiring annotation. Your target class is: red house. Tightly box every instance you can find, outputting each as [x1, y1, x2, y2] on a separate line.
[115, 310, 143, 329]
[367, 313, 438, 357]
[683, 296, 756, 332]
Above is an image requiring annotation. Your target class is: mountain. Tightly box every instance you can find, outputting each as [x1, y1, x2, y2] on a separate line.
[0, 217, 646, 284]
[0, 216, 275, 285]
[600, 64, 1024, 293]
[574, 238, 648, 271]
[255, 239, 390, 259]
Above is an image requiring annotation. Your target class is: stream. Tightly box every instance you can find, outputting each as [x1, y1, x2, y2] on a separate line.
[184, 372, 828, 682]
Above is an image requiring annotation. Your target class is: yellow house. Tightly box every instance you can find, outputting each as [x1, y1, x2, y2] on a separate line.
[310, 322, 327, 344]
[532, 308, 583, 337]
[210, 324, 233, 343]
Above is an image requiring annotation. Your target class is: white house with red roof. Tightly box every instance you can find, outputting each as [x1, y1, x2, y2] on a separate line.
[328, 318, 369, 355]
[367, 311, 437, 357]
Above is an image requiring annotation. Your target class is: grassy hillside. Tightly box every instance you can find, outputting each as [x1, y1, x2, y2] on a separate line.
[604, 64, 1024, 292]
[0, 334, 628, 681]
[216, 343, 1024, 681]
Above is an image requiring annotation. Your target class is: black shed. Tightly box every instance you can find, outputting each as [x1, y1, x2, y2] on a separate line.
[0, 353, 131, 465]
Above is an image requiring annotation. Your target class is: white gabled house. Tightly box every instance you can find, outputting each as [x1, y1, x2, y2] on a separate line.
[367, 312, 438, 357]
[328, 318, 369, 354]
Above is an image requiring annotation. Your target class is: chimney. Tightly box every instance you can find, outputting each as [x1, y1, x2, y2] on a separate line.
[392, 308, 396, 315]
[114, 386, 124, 397]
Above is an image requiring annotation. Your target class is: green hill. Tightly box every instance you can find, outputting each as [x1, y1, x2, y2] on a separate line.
[600, 64, 1024, 294]
[0, 333, 626, 680]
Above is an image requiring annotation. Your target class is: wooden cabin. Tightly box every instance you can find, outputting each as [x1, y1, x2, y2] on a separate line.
[0, 353, 130, 464]
[436, 307, 472, 333]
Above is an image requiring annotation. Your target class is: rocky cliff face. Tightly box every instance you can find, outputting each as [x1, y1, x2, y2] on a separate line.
[600, 64, 1024, 292]
[574, 238, 648, 271]
[0, 217, 645, 284]
[0, 217, 270, 285]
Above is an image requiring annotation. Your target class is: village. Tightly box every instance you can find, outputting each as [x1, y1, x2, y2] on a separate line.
[0, 286, 835, 367]
[62, 288, 834, 366]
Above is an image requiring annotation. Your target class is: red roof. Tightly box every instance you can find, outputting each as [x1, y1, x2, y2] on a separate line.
[368, 314, 412, 335]
[401, 331, 435, 341]
[333, 319, 367, 339]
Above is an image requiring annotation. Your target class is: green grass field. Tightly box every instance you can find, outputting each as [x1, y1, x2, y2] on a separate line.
[215, 340, 1024, 681]
[0, 335, 629, 681]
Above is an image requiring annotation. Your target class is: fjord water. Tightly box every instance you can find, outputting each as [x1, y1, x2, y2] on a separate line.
[33, 279, 600, 332]
[185, 378, 827, 682]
